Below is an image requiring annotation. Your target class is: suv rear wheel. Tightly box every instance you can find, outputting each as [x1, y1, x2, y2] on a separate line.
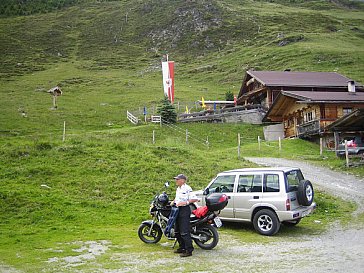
[297, 180, 314, 206]
[253, 209, 280, 236]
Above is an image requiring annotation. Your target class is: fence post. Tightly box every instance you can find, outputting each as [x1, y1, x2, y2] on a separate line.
[279, 137, 282, 152]
[320, 138, 323, 156]
[238, 133, 241, 159]
[345, 140, 349, 167]
[62, 121, 66, 142]
[258, 136, 261, 151]
[186, 129, 189, 144]
[153, 130, 155, 144]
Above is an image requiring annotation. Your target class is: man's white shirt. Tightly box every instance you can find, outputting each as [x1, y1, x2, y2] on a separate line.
[175, 183, 197, 204]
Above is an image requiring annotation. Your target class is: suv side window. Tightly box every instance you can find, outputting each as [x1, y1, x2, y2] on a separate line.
[237, 175, 250, 192]
[209, 175, 235, 193]
[264, 174, 279, 192]
[250, 175, 262, 192]
[238, 174, 262, 192]
[285, 170, 304, 192]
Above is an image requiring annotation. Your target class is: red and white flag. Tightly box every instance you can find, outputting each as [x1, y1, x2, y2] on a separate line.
[162, 60, 174, 103]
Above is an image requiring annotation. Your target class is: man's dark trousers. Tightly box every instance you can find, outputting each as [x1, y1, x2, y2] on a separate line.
[175, 205, 194, 253]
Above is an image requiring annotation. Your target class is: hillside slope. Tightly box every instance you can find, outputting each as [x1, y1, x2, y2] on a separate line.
[0, 0, 363, 134]
[1, 0, 363, 79]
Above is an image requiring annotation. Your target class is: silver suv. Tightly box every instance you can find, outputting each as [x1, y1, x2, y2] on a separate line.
[193, 167, 316, 236]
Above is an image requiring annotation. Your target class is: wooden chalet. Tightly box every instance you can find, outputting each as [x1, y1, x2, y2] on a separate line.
[237, 70, 360, 108]
[237, 70, 364, 140]
[262, 91, 364, 138]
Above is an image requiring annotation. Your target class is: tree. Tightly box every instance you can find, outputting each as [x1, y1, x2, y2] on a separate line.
[225, 91, 234, 101]
[157, 96, 177, 124]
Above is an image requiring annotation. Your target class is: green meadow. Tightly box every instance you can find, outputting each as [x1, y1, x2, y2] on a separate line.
[0, 0, 363, 271]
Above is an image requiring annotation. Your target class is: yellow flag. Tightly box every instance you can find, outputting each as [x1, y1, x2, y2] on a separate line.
[185, 105, 189, 114]
[201, 97, 206, 109]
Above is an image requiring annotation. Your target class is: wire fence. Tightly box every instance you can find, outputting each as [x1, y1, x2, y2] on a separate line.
[160, 118, 210, 147]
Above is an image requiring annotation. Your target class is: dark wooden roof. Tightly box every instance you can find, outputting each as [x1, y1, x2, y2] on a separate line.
[326, 108, 364, 132]
[281, 91, 364, 103]
[247, 71, 356, 87]
[263, 91, 364, 122]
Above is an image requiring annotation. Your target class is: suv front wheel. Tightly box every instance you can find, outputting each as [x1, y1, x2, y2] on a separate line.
[253, 209, 280, 236]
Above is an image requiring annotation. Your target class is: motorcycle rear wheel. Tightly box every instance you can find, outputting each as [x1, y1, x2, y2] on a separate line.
[193, 224, 219, 250]
[138, 222, 162, 244]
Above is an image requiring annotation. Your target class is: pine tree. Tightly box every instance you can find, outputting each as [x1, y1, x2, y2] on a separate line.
[157, 96, 177, 124]
[225, 91, 234, 101]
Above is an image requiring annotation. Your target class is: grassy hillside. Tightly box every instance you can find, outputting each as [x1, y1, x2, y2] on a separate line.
[0, 0, 363, 271]
[0, 123, 359, 271]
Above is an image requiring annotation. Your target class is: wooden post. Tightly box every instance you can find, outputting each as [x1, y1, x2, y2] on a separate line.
[62, 121, 66, 142]
[238, 133, 241, 159]
[334, 131, 340, 157]
[152, 130, 155, 144]
[279, 137, 282, 152]
[53, 96, 57, 109]
[345, 140, 349, 167]
[186, 129, 188, 144]
[258, 136, 261, 151]
[320, 138, 323, 156]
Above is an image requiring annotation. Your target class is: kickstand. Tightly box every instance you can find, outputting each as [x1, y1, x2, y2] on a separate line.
[172, 239, 177, 249]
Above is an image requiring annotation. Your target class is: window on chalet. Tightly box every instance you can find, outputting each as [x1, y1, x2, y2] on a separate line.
[304, 111, 314, 122]
[284, 117, 294, 128]
[343, 108, 352, 116]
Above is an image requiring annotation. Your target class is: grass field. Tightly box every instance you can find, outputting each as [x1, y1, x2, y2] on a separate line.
[0, 0, 363, 271]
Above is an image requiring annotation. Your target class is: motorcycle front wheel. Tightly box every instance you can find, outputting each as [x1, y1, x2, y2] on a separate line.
[193, 224, 219, 250]
[138, 222, 162, 244]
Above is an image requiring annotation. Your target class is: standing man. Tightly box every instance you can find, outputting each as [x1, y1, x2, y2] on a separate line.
[172, 174, 198, 257]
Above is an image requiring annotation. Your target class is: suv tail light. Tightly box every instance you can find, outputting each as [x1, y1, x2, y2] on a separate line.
[347, 141, 357, 147]
[286, 198, 291, 211]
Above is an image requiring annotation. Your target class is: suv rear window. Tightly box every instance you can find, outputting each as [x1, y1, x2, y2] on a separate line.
[264, 174, 279, 192]
[285, 170, 304, 192]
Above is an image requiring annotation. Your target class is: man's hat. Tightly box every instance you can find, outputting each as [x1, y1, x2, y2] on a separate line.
[174, 174, 187, 180]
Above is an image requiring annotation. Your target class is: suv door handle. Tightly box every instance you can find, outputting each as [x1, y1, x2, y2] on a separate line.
[253, 196, 259, 199]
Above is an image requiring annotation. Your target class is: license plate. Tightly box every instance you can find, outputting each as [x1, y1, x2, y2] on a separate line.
[214, 217, 222, 228]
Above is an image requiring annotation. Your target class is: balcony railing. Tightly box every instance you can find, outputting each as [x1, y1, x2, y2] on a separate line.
[296, 119, 321, 136]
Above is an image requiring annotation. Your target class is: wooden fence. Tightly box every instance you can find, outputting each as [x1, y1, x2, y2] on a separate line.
[178, 105, 267, 123]
[127, 111, 139, 125]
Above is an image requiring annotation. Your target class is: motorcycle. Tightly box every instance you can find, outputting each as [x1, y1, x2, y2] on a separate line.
[137, 182, 228, 250]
